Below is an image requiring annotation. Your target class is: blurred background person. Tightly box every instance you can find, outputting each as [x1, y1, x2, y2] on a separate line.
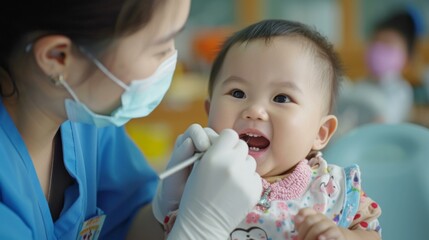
[335, 5, 424, 137]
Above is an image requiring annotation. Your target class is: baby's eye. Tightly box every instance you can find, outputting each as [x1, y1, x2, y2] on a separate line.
[273, 94, 291, 103]
[230, 89, 246, 99]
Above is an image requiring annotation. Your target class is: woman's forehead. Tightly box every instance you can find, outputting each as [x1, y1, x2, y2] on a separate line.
[127, 0, 190, 49]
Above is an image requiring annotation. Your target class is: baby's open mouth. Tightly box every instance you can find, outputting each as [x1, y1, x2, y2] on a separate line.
[239, 133, 270, 152]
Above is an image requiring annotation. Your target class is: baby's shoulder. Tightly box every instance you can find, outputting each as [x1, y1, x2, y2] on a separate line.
[309, 155, 360, 175]
[305, 156, 363, 227]
[307, 156, 362, 194]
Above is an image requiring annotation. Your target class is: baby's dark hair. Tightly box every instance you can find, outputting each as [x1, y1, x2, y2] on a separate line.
[209, 19, 343, 114]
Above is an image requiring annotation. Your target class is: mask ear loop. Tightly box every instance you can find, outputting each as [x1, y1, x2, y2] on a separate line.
[49, 74, 63, 86]
[52, 74, 81, 103]
[78, 46, 129, 90]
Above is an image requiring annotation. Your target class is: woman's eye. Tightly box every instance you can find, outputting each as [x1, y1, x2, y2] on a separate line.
[230, 89, 246, 99]
[158, 49, 170, 57]
[157, 47, 174, 58]
[273, 94, 291, 103]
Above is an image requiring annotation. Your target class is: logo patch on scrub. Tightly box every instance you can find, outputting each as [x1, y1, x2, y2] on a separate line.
[77, 214, 106, 240]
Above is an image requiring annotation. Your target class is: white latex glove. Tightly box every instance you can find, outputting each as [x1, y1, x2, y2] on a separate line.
[153, 123, 218, 223]
[168, 129, 262, 239]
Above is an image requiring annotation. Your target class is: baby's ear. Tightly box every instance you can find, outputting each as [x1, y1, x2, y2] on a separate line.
[312, 115, 338, 150]
[204, 98, 210, 116]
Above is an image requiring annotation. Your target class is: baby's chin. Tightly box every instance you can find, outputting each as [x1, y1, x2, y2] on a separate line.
[253, 155, 277, 177]
[256, 158, 305, 178]
[256, 165, 277, 178]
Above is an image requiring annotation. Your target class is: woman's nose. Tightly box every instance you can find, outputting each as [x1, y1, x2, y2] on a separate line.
[241, 104, 269, 121]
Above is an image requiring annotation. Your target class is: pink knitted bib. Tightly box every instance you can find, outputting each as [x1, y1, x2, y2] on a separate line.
[258, 160, 311, 209]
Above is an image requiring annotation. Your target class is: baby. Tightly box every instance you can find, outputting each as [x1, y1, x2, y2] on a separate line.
[165, 19, 382, 240]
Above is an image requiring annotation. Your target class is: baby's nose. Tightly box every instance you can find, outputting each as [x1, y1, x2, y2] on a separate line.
[242, 105, 268, 121]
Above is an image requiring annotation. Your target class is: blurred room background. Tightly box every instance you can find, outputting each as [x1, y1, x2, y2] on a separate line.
[125, 0, 429, 171]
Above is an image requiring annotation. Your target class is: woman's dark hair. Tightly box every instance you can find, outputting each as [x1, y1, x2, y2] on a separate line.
[209, 19, 343, 114]
[0, 0, 165, 97]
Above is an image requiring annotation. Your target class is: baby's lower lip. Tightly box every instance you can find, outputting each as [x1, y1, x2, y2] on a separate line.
[248, 147, 268, 159]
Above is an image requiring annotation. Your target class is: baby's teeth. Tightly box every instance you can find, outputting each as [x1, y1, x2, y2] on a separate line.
[246, 133, 260, 137]
[249, 147, 260, 151]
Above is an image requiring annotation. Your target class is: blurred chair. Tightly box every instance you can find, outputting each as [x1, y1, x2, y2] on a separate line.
[324, 123, 429, 240]
[333, 79, 386, 141]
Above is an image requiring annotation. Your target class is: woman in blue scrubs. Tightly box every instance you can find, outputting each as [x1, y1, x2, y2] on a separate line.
[0, 0, 262, 239]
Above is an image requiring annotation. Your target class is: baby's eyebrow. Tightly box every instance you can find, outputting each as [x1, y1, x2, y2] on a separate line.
[221, 75, 303, 94]
[221, 75, 247, 86]
[271, 81, 303, 94]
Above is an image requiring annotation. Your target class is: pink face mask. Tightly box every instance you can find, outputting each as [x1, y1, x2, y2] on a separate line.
[366, 43, 406, 80]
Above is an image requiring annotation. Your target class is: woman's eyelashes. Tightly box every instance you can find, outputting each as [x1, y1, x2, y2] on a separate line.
[157, 48, 172, 58]
[156, 45, 175, 58]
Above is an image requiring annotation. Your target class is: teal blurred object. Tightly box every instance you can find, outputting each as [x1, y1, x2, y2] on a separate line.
[324, 123, 429, 240]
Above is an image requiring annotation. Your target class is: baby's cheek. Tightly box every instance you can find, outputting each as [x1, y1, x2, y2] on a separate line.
[212, 117, 238, 135]
[207, 115, 221, 132]
[208, 122, 226, 134]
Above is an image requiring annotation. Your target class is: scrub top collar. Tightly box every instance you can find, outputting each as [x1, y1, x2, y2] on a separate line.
[0, 98, 84, 239]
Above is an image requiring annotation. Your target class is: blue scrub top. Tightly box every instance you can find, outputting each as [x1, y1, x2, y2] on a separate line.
[0, 99, 159, 239]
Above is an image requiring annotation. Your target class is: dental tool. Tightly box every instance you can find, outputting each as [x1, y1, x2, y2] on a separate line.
[158, 152, 204, 180]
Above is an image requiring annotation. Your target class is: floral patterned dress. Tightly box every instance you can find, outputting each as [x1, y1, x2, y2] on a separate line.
[229, 156, 381, 240]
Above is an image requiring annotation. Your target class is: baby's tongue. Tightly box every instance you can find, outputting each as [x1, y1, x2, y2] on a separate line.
[242, 135, 270, 149]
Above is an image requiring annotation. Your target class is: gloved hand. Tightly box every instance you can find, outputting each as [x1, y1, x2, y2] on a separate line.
[168, 129, 262, 239]
[153, 123, 218, 223]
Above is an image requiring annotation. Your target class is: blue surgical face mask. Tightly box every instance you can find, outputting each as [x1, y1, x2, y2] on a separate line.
[60, 48, 177, 127]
